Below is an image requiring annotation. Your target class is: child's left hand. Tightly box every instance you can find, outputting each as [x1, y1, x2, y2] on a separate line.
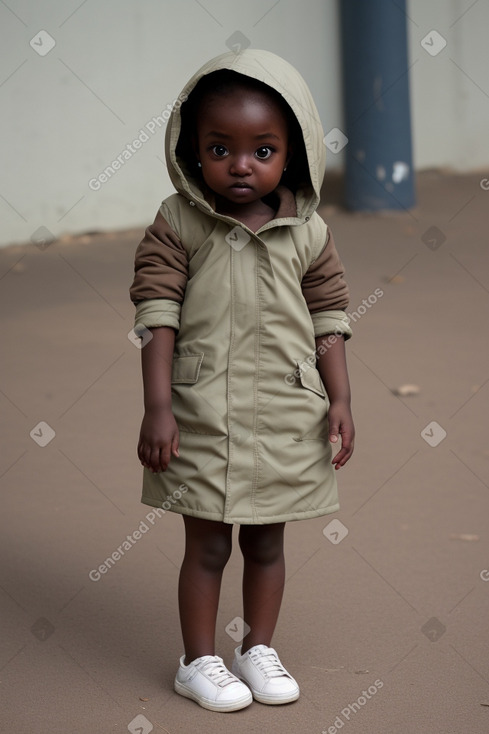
[328, 400, 355, 469]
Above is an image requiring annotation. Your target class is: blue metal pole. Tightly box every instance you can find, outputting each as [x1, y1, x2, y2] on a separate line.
[340, 0, 415, 211]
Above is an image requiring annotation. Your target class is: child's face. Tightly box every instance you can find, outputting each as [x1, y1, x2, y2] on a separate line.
[195, 88, 291, 208]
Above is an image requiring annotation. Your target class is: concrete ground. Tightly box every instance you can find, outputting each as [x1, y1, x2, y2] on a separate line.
[0, 171, 488, 734]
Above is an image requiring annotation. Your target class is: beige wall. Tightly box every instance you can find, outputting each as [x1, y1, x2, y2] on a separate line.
[1, 0, 488, 246]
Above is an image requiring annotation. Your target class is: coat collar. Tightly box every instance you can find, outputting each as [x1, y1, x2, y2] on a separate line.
[200, 184, 297, 223]
[271, 185, 297, 219]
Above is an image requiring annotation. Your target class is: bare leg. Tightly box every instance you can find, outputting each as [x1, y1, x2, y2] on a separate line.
[178, 515, 233, 664]
[238, 523, 286, 653]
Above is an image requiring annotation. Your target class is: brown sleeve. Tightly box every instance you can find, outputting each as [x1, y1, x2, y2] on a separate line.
[129, 210, 188, 304]
[301, 228, 349, 313]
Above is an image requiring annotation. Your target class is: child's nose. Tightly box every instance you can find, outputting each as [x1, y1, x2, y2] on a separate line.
[230, 155, 252, 176]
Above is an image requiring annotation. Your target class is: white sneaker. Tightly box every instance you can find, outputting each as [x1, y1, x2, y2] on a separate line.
[174, 654, 253, 712]
[232, 644, 300, 704]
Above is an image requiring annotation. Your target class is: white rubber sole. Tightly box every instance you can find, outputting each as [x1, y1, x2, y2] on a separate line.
[251, 687, 300, 705]
[174, 679, 253, 712]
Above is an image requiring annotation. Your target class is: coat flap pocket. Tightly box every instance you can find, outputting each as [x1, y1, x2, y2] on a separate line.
[172, 353, 204, 384]
[295, 360, 325, 398]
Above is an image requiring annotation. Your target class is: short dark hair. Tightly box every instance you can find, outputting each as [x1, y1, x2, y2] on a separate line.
[176, 69, 309, 191]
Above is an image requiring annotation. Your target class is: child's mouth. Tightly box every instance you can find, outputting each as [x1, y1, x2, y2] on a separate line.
[230, 183, 253, 195]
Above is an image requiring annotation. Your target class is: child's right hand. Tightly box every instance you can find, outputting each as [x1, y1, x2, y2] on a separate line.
[137, 407, 180, 473]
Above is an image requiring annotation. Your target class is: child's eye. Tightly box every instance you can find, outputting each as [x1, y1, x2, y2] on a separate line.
[211, 145, 228, 157]
[255, 146, 273, 160]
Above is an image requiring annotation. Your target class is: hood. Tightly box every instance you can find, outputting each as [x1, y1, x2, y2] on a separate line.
[164, 49, 326, 221]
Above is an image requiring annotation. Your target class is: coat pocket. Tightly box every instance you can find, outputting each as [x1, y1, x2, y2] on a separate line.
[295, 360, 325, 398]
[171, 353, 204, 384]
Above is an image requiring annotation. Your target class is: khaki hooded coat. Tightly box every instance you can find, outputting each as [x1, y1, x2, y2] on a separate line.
[130, 49, 352, 524]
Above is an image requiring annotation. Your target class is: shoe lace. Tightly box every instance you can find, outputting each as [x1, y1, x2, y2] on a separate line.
[199, 657, 239, 688]
[249, 649, 289, 679]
